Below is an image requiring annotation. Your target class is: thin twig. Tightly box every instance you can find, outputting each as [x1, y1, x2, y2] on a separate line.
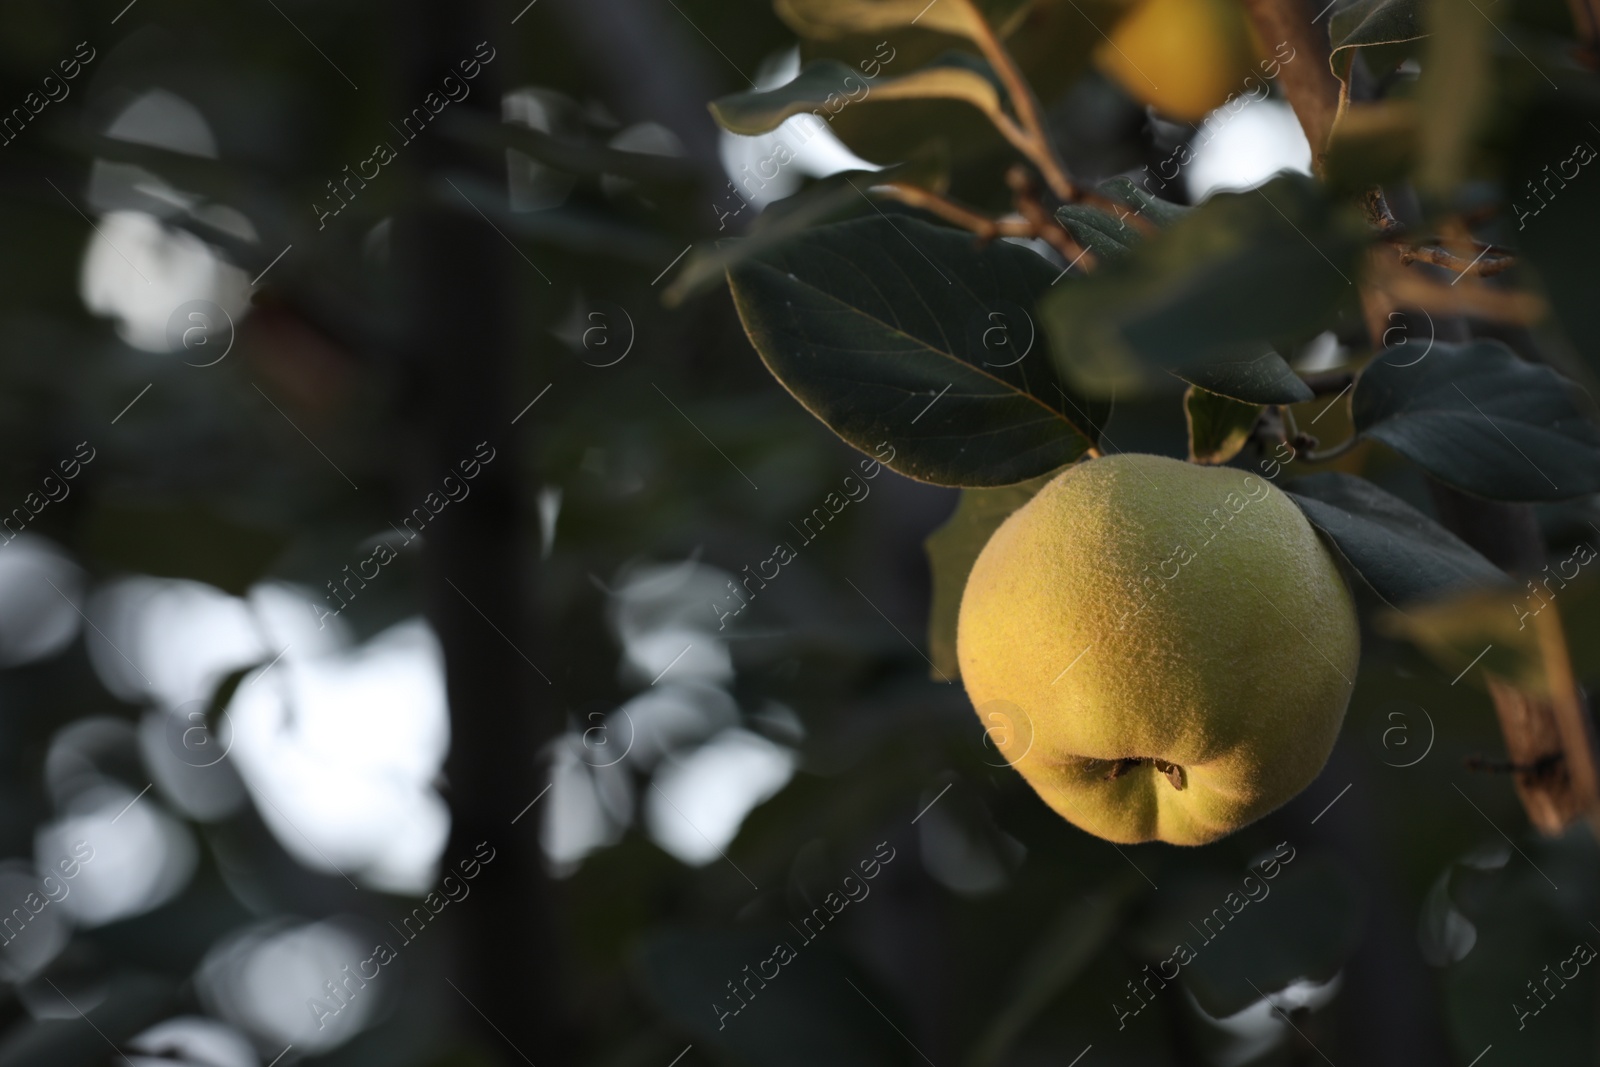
[1006, 166, 1095, 268]
[955, 0, 1078, 201]
[873, 177, 1097, 274]
[873, 182, 1005, 241]
[1394, 242, 1515, 278]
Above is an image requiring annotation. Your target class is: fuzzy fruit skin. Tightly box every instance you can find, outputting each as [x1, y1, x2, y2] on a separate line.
[1096, 0, 1259, 122]
[957, 454, 1358, 846]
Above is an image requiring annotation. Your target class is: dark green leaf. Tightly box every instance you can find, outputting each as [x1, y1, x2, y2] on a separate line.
[665, 147, 948, 306]
[1184, 386, 1261, 465]
[1095, 176, 1191, 228]
[1353, 340, 1600, 502]
[925, 470, 1057, 678]
[1176, 348, 1313, 404]
[1328, 0, 1427, 80]
[1283, 473, 1508, 607]
[1042, 176, 1364, 397]
[1054, 203, 1141, 262]
[728, 214, 1104, 486]
[1133, 855, 1363, 1019]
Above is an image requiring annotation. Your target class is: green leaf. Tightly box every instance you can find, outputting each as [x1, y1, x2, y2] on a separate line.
[1352, 340, 1600, 502]
[711, 54, 1006, 136]
[1282, 473, 1508, 607]
[1041, 176, 1364, 397]
[664, 147, 949, 306]
[1184, 386, 1261, 465]
[1175, 348, 1313, 404]
[1095, 176, 1191, 228]
[1053, 203, 1141, 262]
[924, 470, 1056, 679]
[775, 0, 1032, 44]
[728, 214, 1105, 486]
[1328, 0, 1427, 81]
[1132, 854, 1363, 1019]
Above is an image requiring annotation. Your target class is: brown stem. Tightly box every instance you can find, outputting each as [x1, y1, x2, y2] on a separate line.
[1006, 166, 1096, 268]
[872, 182, 1008, 241]
[872, 177, 1098, 276]
[1393, 241, 1515, 278]
[1238, 0, 1341, 165]
[955, 0, 1078, 200]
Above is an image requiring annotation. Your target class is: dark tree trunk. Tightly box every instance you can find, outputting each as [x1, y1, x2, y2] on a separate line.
[396, 2, 576, 1061]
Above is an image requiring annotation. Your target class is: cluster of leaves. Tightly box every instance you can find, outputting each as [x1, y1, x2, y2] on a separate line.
[708, 0, 1600, 678]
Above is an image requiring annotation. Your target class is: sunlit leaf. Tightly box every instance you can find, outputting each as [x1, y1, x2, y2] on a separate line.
[775, 0, 1032, 44]
[1184, 386, 1261, 465]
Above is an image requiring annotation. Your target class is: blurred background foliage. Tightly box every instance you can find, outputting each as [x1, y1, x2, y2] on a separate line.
[0, 1, 1595, 1066]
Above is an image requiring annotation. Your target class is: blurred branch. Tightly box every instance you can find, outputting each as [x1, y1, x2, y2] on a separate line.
[1566, 0, 1600, 67]
[1427, 486, 1600, 836]
[1393, 240, 1515, 278]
